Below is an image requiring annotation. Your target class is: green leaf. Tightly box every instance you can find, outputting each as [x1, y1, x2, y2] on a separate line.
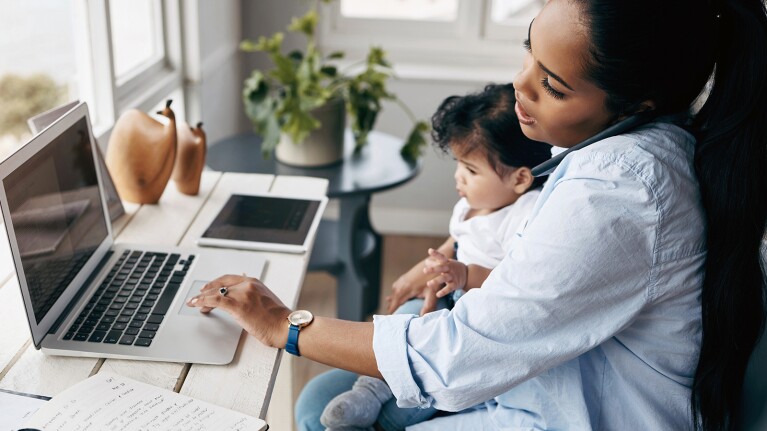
[243, 70, 267, 94]
[259, 114, 282, 158]
[288, 10, 318, 37]
[367, 47, 391, 68]
[283, 108, 321, 145]
[242, 71, 272, 121]
[239, 2, 430, 159]
[320, 66, 337, 78]
[288, 50, 304, 62]
[241, 33, 284, 54]
[239, 39, 260, 52]
[242, 70, 282, 156]
[270, 54, 299, 86]
[400, 121, 430, 160]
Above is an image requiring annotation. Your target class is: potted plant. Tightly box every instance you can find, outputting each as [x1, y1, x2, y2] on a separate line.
[240, 0, 428, 166]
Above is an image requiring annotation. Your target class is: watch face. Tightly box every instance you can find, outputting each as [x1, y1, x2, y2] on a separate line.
[288, 310, 313, 327]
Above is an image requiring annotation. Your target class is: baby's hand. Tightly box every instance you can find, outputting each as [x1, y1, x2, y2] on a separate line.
[423, 248, 468, 298]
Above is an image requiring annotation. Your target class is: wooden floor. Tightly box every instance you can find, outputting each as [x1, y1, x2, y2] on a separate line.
[285, 234, 443, 423]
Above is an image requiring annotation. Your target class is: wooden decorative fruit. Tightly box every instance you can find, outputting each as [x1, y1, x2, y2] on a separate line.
[106, 100, 177, 204]
[172, 122, 206, 195]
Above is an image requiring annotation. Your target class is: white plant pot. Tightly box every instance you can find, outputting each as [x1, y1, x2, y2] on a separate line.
[275, 98, 346, 167]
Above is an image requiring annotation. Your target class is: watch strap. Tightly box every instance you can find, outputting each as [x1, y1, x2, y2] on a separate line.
[286, 324, 301, 356]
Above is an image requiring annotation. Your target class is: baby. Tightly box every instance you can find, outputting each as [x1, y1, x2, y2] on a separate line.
[320, 83, 552, 430]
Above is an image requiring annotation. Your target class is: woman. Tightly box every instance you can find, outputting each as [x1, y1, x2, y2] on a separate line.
[188, 0, 767, 429]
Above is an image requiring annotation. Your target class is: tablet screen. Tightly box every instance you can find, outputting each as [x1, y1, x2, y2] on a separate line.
[201, 194, 322, 246]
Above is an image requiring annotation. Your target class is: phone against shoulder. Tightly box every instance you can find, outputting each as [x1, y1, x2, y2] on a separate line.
[531, 112, 656, 177]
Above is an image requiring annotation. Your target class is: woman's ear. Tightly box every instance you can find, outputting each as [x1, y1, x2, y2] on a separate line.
[510, 167, 534, 194]
[637, 100, 656, 113]
[616, 100, 656, 121]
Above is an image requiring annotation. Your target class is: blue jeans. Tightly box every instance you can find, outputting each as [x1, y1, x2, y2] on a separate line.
[294, 297, 452, 431]
[295, 369, 437, 431]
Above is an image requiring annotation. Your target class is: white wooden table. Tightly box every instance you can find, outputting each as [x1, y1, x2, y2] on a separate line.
[0, 171, 327, 425]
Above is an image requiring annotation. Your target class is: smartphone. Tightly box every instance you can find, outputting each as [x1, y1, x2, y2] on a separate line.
[531, 112, 656, 177]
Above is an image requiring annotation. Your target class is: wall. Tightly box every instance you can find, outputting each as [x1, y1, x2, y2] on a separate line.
[183, 0, 244, 145]
[237, 1, 519, 236]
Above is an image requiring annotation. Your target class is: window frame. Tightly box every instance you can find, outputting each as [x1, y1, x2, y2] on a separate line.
[319, 0, 535, 74]
[483, 0, 542, 41]
[76, 0, 186, 139]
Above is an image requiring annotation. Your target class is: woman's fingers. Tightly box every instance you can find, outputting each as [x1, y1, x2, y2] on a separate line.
[426, 273, 457, 298]
[187, 290, 233, 313]
[436, 283, 455, 298]
[387, 288, 410, 314]
[198, 274, 250, 293]
[426, 273, 453, 288]
[186, 275, 291, 348]
[420, 287, 439, 316]
[188, 276, 250, 316]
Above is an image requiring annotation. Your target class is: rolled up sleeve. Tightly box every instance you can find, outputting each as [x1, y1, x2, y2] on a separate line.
[373, 313, 435, 408]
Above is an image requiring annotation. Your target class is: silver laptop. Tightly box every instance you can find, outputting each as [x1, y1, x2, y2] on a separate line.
[28, 100, 125, 222]
[0, 102, 264, 364]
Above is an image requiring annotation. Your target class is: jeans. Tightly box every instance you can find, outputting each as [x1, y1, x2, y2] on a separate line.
[295, 369, 438, 431]
[294, 297, 453, 431]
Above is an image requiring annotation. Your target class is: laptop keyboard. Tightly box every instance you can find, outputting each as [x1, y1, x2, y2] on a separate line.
[63, 250, 195, 347]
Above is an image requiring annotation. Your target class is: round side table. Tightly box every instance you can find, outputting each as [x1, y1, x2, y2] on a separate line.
[207, 130, 421, 321]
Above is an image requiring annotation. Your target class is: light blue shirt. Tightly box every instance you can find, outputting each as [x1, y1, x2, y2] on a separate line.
[373, 121, 706, 430]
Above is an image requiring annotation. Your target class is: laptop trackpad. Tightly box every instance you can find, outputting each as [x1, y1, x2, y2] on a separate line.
[178, 280, 237, 322]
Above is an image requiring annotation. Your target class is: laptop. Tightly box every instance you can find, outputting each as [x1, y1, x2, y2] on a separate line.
[27, 100, 125, 222]
[0, 102, 264, 364]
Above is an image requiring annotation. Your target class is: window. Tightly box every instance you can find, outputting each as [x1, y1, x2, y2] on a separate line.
[0, 0, 82, 159]
[0, 0, 186, 162]
[340, 0, 458, 21]
[109, 0, 165, 80]
[321, 0, 545, 74]
[486, 0, 544, 40]
[91, 0, 185, 131]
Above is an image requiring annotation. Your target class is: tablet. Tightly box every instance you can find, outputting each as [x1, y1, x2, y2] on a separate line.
[197, 193, 327, 253]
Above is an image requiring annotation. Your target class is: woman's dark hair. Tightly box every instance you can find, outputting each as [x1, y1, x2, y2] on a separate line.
[573, 0, 767, 429]
[431, 83, 552, 188]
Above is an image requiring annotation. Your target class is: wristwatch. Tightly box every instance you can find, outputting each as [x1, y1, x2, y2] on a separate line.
[285, 310, 314, 356]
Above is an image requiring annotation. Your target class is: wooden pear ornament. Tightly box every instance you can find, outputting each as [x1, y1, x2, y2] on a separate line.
[172, 122, 206, 195]
[106, 100, 177, 204]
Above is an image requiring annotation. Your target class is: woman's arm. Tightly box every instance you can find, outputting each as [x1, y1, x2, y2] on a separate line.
[187, 163, 661, 413]
[299, 317, 381, 378]
[186, 274, 383, 378]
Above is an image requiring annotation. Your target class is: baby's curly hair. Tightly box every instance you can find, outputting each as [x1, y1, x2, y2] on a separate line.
[431, 83, 551, 188]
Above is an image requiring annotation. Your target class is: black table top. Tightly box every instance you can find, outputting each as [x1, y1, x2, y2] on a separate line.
[207, 130, 421, 198]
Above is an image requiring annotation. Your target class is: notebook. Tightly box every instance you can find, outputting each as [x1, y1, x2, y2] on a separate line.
[0, 101, 264, 364]
[22, 372, 267, 430]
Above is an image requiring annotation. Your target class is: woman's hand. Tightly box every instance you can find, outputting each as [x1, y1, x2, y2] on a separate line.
[423, 248, 468, 299]
[386, 271, 430, 314]
[186, 274, 291, 348]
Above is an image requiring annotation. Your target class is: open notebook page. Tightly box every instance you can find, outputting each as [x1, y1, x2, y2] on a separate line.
[23, 372, 267, 431]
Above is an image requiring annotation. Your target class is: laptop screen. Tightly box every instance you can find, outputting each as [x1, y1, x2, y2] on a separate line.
[3, 116, 109, 324]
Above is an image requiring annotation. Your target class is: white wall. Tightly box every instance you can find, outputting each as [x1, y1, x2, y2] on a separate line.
[184, 0, 244, 145]
[236, 1, 520, 236]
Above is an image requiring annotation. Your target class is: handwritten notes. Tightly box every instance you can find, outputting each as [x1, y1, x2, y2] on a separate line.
[0, 389, 49, 431]
[23, 372, 266, 431]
